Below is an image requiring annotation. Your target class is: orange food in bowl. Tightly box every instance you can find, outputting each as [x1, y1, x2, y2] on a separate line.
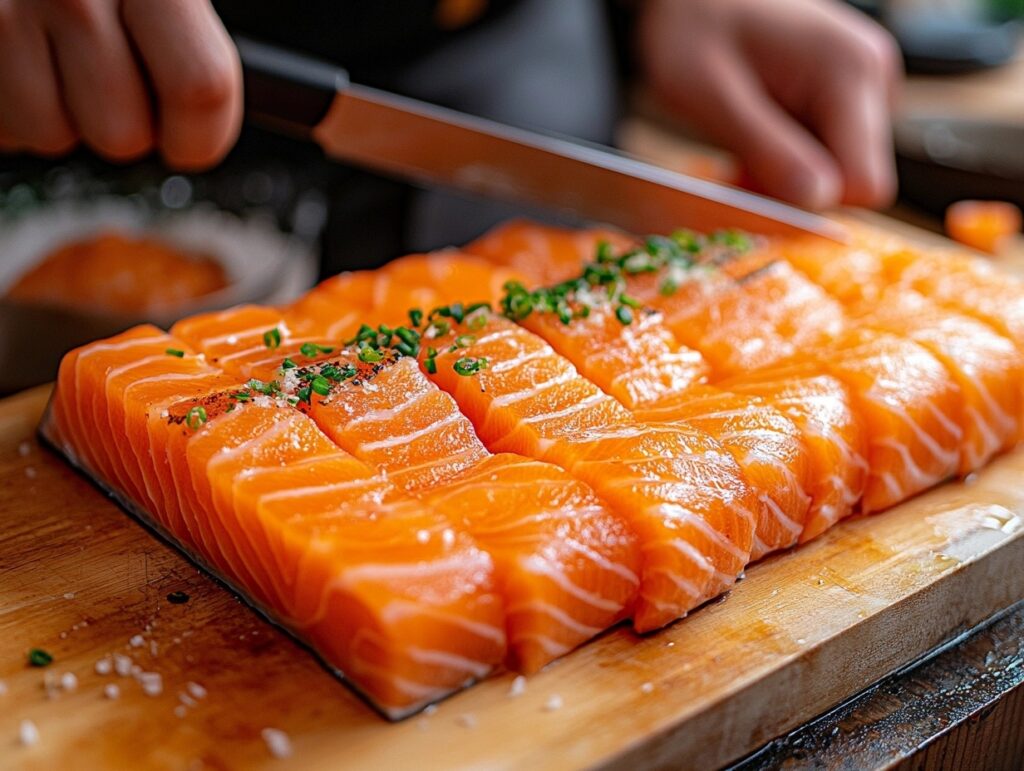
[6, 231, 228, 315]
[945, 200, 1022, 255]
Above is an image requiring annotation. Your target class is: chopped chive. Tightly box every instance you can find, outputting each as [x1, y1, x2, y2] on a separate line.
[429, 319, 450, 337]
[311, 375, 331, 397]
[281, 358, 297, 370]
[453, 334, 475, 349]
[229, 391, 251, 402]
[595, 240, 615, 263]
[358, 346, 384, 364]
[467, 313, 488, 330]
[263, 327, 282, 350]
[27, 648, 53, 667]
[424, 357, 437, 374]
[615, 305, 634, 325]
[453, 356, 488, 376]
[619, 294, 641, 308]
[659, 278, 679, 296]
[408, 308, 424, 328]
[395, 327, 420, 346]
[165, 348, 185, 358]
[185, 405, 208, 431]
[296, 386, 312, 404]
[299, 342, 334, 358]
[395, 341, 418, 357]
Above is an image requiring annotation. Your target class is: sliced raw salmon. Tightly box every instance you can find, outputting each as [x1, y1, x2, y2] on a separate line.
[811, 328, 964, 513]
[633, 386, 812, 560]
[465, 219, 635, 285]
[717, 362, 869, 542]
[295, 353, 640, 672]
[417, 312, 757, 632]
[850, 287, 1023, 472]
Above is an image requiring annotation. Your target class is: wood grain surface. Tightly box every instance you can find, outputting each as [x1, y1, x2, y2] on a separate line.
[2, 383, 1023, 771]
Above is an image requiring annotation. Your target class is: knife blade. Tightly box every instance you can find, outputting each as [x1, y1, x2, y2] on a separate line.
[237, 36, 846, 242]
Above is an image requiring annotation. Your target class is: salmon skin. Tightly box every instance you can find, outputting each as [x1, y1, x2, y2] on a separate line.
[41, 217, 1024, 719]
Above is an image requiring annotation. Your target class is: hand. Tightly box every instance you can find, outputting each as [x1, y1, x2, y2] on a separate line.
[637, 0, 901, 209]
[0, 0, 242, 169]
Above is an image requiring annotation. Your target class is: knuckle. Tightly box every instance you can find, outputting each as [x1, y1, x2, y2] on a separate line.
[47, 0, 100, 29]
[169, 62, 236, 113]
[88, 122, 153, 160]
[843, 30, 898, 78]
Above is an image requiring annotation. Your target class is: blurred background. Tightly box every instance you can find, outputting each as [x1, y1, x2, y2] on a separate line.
[0, 0, 1021, 394]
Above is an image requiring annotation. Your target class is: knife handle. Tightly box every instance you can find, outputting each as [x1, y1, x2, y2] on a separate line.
[234, 35, 348, 137]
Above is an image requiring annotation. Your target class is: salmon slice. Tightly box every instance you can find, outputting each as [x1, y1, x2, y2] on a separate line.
[174, 402, 506, 718]
[719, 362, 869, 542]
[464, 219, 635, 285]
[850, 287, 1024, 472]
[416, 312, 756, 632]
[809, 329, 964, 513]
[518, 304, 710, 412]
[628, 259, 846, 379]
[284, 272, 374, 339]
[633, 386, 812, 560]
[294, 353, 640, 672]
[373, 251, 527, 310]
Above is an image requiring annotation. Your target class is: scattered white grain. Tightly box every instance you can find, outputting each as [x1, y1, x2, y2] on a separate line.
[543, 694, 563, 712]
[186, 682, 206, 700]
[441, 528, 455, 547]
[18, 441, 31, 457]
[25, 466, 37, 479]
[508, 675, 527, 698]
[130, 665, 142, 676]
[422, 704, 438, 716]
[129, 635, 145, 648]
[138, 672, 163, 697]
[63, 592, 75, 600]
[455, 714, 477, 729]
[261, 728, 293, 759]
[113, 654, 132, 677]
[179, 693, 197, 708]
[640, 682, 654, 695]
[60, 672, 78, 692]
[415, 529, 430, 544]
[666, 641, 675, 648]
[104, 684, 120, 700]
[174, 705, 188, 719]
[19, 719, 39, 747]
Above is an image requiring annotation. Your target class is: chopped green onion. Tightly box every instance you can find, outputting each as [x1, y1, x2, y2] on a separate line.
[453, 356, 488, 376]
[300, 342, 334, 358]
[185, 405, 208, 431]
[424, 357, 438, 374]
[311, 375, 331, 397]
[358, 346, 384, 363]
[296, 386, 312, 404]
[229, 391, 251, 402]
[619, 294, 641, 308]
[263, 327, 282, 350]
[27, 648, 53, 667]
[615, 305, 634, 325]
[281, 358, 297, 370]
[165, 348, 185, 358]
[453, 334, 475, 349]
[408, 308, 424, 328]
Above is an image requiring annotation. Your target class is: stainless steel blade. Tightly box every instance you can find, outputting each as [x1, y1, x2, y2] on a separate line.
[312, 85, 847, 242]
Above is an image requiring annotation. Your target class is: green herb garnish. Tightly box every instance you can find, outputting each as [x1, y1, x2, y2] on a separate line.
[27, 648, 53, 667]
[453, 356, 488, 376]
[185, 405, 208, 430]
[300, 342, 334, 358]
[165, 348, 185, 358]
[263, 327, 282, 350]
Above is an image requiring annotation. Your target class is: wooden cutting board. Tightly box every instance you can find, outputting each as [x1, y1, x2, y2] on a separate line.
[3, 221, 1024, 770]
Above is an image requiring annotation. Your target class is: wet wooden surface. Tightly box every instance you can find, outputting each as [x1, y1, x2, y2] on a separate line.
[2, 384, 1024, 770]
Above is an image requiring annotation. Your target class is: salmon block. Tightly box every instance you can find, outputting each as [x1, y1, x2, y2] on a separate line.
[419, 313, 757, 632]
[372, 251, 528, 310]
[851, 287, 1023, 472]
[810, 329, 964, 513]
[465, 219, 635, 285]
[284, 271, 375, 339]
[634, 386, 812, 560]
[718, 362, 869, 543]
[298, 354, 639, 672]
[173, 402, 506, 718]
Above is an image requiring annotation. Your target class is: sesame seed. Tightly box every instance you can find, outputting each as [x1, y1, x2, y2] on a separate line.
[104, 684, 120, 700]
[179, 693, 197, 708]
[508, 676, 527, 698]
[129, 635, 145, 648]
[19, 719, 39, 747]
[261, 728, 293, 759]
[415, 529, 430, 544]
[63, 593, 75, 600]
[113, 655, 132, 677]
[640, 682, 654, 695]
[138, 672, 163, 697]
[543, 694, 563, 712]
[186, 682, 206, 700]
[60, 672, 78, 692]
[422, 704, 438, 716]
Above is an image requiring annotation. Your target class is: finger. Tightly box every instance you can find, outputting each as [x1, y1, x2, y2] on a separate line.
[122, 0, 242, 170]
[810, 74, 897, 208]
[42, 0, 154, 160]
[653, 47, 842, 209]
[0, 7, 77, 155]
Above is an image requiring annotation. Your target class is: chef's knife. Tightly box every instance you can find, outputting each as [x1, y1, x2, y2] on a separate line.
[235, 36, 846, 242]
